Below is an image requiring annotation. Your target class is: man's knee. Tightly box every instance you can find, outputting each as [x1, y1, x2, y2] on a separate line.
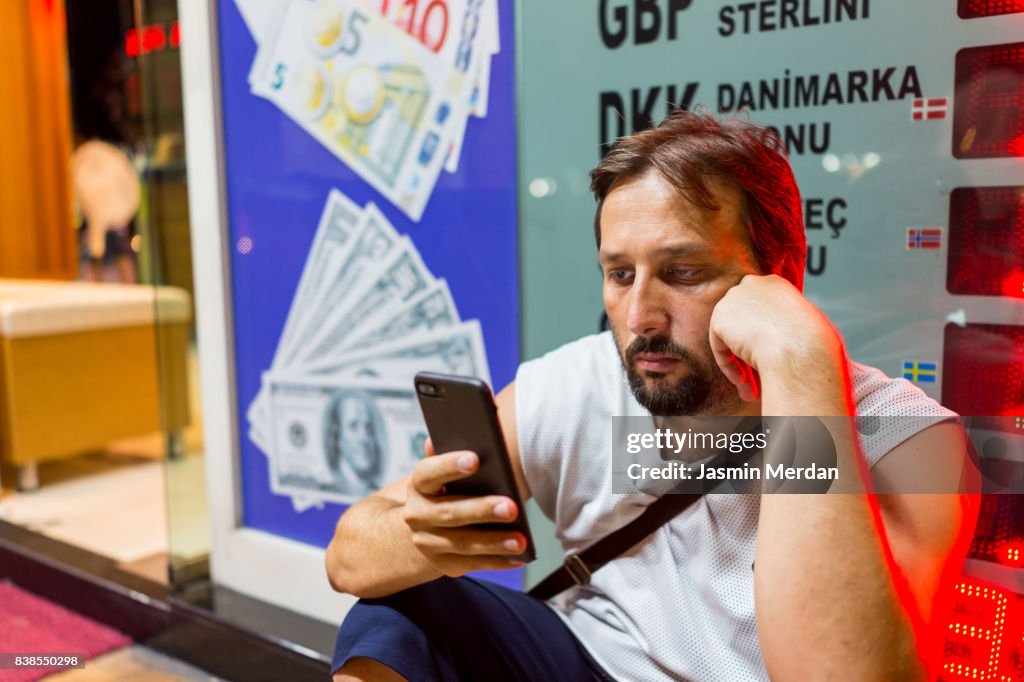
[334, 656, 407, 682]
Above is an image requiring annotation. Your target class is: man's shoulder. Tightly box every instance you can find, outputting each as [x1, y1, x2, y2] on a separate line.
[848, 361, 958, 466]
[849, 361, 956, 418]
[513, 332, 626, 513]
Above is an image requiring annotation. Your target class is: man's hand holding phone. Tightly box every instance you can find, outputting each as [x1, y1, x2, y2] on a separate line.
[402, 439, 528, 578]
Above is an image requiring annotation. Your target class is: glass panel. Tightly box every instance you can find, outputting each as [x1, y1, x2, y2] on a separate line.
[0, 0, 200, 588]
[128, 0, 211, 588]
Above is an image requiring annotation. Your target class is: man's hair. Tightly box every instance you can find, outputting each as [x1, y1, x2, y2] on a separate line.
[590, 109, 806, 289]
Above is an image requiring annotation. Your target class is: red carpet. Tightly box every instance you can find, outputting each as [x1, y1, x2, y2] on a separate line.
[0, 581, 130, 681]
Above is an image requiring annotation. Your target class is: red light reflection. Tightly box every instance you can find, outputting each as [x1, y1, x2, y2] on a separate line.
[943, 324, 1024, 432]
[946, 187, 1024, 300]
[125, 29, 139, 58]
[1000, 271, 1024, 298]
[141, 25, 166, 52]
[124, 23, 177, 58]
[953, 42, 1024, 160]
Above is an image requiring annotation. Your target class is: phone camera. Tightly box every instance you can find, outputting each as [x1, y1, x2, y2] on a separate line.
[417, 382, 437, 396]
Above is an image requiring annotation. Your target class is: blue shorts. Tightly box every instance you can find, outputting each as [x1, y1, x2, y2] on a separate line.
[332, 577, 613, 681]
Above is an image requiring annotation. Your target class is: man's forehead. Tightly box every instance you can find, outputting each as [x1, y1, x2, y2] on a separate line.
[600, 242, 711, 262]
[599, 172, 749, 250]
[609, 168, 741, 202]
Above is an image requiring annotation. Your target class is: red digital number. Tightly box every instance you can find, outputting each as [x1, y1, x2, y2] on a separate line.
[940, 582, 1016, 681]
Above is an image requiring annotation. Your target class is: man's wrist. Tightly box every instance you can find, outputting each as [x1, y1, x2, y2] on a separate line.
[756, 333, 851, 416]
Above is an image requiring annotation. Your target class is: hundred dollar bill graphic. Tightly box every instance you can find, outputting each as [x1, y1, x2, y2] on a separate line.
[281, 204, 401, 365]
[273, 189, 363, 368]
[267, 376, 428, 505]
[250, 0, 473, 220]
[262, 320, 485, 436]
[246, 189, 492, 511]
[247, 206, 407, 431]
[246, 189, 362, 428]
[307, 320, 489, 383]
[342, 279, 458, 351]
[295, 239, 435, 366]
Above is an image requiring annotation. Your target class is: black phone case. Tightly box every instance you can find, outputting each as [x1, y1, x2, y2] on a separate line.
[414, 371, 537, 562]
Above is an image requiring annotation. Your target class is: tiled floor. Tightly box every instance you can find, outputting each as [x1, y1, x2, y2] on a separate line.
[0, 451, 211, 579]
[0, 454, 169, 564]
[0, 346, 210, 583]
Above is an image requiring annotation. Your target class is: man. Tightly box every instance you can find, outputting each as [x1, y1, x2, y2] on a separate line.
[325, 110, 978, 680]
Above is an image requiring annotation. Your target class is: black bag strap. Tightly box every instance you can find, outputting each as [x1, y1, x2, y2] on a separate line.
[528, 418, 762, 601]
[527, 489, 704, 601]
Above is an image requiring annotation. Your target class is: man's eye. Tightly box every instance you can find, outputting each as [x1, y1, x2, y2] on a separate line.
[667, 268, 702, 282]
[607, 270, 633, 283]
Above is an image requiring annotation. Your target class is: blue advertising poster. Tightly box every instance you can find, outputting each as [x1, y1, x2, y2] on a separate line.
[214, 0, 520, 588]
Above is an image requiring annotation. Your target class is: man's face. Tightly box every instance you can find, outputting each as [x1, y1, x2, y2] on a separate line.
[599, 171, 760, 416]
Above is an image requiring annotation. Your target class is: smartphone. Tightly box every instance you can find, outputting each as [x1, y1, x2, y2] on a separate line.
[414, 371, 536, 563]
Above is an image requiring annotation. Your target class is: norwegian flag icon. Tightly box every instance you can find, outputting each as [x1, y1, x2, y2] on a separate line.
[911, 98, 948, 121]
[907, 227, 943, 250]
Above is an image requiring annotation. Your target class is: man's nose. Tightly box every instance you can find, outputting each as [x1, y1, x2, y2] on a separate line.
[626, 277, 669, 337]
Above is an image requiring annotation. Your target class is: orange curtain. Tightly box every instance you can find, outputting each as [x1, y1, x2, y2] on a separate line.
[0, 0, 76, 280]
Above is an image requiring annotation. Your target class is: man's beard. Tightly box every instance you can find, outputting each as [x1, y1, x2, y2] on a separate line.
[611, 327, 739, 416]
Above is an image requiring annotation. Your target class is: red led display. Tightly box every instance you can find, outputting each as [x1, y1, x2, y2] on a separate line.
[941, 497, 1024, 679]
[953, 42, 1024, 159]
[970, 497, 1024, 564]
[958, 0, 1024, 18]
[939, 580, 1023, 681]
[947, 187, 1024, 299]
[943, 324, 1024, 433]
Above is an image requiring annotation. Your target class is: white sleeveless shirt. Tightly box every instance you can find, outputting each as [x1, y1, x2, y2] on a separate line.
[515, 332, 956, 681]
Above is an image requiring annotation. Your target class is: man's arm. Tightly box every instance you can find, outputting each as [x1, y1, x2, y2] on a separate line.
[325, 384, 530, 599]
[872, 423, 979, 626]
[711, 275, 977, 680]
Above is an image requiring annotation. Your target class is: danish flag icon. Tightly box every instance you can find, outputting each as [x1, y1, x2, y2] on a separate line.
[911, 98, 948, 121]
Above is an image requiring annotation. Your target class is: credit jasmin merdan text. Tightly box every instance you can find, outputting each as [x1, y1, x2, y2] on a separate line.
[626, 461, 840, 481]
